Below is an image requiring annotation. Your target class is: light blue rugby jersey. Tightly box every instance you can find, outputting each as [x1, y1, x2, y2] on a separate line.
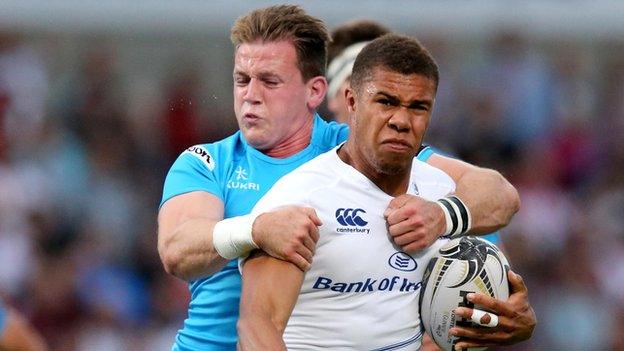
[161, 114, 499, 350]
[161, 114, 348, 351]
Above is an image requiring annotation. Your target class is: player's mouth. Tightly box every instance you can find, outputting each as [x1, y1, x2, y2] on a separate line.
[243, 113, 262, 124]
[381, 138, 413, 152]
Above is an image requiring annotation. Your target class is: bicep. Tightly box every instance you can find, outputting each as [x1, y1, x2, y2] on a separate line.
[240, 251, 304, 332]
[158, 191, 225, 244]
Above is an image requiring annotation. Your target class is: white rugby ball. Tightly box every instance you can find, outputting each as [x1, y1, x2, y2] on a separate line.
[420, 236, 510, 351]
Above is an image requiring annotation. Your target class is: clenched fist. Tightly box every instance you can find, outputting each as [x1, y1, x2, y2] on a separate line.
[252, 206, 322, 271]
[384, 194, 446, 252]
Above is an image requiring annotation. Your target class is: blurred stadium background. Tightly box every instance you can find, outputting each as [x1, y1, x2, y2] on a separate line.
[0, 1, 623, 350]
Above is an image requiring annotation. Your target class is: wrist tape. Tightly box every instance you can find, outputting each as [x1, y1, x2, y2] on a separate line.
[436, 195, 472, 238]
[212, 214, 259, 259]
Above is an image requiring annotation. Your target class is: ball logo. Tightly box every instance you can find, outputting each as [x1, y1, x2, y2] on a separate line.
[388, 252, 417, 272]
[335, 208, 368, 227]
[439, 237, 506, 295]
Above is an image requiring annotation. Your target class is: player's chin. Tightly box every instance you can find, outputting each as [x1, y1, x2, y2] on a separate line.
[376, 157, 411, 175]
[242, 130, 273, 150]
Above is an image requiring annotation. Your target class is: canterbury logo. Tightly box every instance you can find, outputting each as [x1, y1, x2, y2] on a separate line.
[335, 208, 368, 227]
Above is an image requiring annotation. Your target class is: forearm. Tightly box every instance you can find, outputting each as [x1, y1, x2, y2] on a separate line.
[238, 253, 303, 350]
[237, 315, 287, 351]
[427, 154, 520, 236]
[159, 217, 227, 281]
[454, 168, 520, 234]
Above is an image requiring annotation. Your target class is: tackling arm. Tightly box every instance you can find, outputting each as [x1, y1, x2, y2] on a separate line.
[158, 191, 321, 281]
[385, 154, 520, 252]
[158, 191, 227, 281]
[237, 251, 304, 350]
[426, 154, 520, 234]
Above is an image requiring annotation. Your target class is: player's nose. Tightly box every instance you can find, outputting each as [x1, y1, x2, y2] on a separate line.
[243, 78, 262, 104]
[387, 108, 411, 132]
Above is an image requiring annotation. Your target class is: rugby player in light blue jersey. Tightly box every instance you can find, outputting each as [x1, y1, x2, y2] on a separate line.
[158, 5, 521, 351]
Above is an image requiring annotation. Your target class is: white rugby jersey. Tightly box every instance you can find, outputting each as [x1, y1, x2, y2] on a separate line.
[250, 145, 455, 350]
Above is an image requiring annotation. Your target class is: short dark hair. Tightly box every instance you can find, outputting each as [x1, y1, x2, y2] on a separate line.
[351, 34, 439, 92]
[230, 5, 330, 81]
[328, 20, 391, 63]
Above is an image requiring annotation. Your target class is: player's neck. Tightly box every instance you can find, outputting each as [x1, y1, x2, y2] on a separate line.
[338, 143, 410, 196]
[264, 116, 314, 158]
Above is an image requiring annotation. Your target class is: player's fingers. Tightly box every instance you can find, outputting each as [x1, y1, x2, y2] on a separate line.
[471, 309, 498, 327]
[384, 195, 411, 217]
[302, 217, 320, 243]
[301, 235, 316, 255]
[295, 244, 314, 265]
[508, 270, 528, 294]
[453, 337, 505, 351]
[454, 307, 499, 327]
[392, 232, 429, 251]
[449, 325, 507, 342]
[387, 220, 413, 238]
[391, 231, 416, 246]
[288, 252, 312, 272]
[308, 223, 320, 243]
[304, 207, 323, 226]
[466, 292, 514, 317]
[453, 306, 474, 321]
[385, 208, 411, 226]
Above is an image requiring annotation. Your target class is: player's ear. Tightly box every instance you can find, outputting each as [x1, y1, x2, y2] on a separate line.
[345, 86, 356, 114]
[306, 76, 327, 110]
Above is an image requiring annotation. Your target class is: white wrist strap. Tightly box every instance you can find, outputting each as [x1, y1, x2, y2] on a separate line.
[436, 195, 472, 238]
[213, 214, 259, 259]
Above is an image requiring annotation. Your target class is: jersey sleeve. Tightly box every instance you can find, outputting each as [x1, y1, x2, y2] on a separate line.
[416, 145, 435, 162]
[160, 144, 223, 207]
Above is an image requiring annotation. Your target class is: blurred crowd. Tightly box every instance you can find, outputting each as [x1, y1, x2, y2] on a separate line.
[0, 27, 622, 350]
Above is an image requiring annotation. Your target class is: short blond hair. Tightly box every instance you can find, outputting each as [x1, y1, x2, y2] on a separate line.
[231, 5, 330, 81]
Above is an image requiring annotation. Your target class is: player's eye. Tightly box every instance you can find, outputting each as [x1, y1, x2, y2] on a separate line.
[377, 98, 394, 106]
[409, 103, 429, 111]
[234, 75, 249, 86]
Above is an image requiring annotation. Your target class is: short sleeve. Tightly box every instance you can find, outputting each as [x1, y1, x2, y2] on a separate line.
[416, 145, 435, 162]
[160, 145, 223, 207]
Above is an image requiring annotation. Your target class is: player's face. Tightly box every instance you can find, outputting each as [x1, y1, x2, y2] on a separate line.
[233, 40, 316, 151]
[347, 67, 436, 175]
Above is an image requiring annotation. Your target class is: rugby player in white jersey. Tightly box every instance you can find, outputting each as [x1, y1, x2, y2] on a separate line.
[237, 34, 535, 350]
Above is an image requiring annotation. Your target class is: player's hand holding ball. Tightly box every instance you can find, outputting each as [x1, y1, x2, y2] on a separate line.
[420, 236, 536, 350]
[450, 270, 536, 350]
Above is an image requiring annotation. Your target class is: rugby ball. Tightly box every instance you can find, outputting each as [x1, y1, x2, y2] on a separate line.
[420, 236, 510, 351]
